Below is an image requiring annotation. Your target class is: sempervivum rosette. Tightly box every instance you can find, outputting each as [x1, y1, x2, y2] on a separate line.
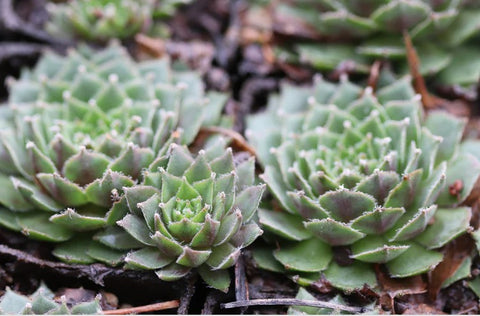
[115, 140, 265, 291]
[0, 43, 226, 265]
[45, 0, 192, 42]
[246, 75, 480, 290]
[0, 284, 102, 315]
[247, 0, 480, 87]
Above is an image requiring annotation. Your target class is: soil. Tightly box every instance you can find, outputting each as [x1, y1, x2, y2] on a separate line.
[1, 0, 480, 314]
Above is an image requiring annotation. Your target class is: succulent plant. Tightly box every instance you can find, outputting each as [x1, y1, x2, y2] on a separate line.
[247, 75, 480, 290]
[0, 284, 102, 315]
[0, 43, 227, 264]
[114, 139, 265, 291]
[45, 0, 192, 42]
[247, 0, 480, 87]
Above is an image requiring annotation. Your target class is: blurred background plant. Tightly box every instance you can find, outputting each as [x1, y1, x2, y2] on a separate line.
[45, 0, 193, 42]
[242, 0, 480, 90]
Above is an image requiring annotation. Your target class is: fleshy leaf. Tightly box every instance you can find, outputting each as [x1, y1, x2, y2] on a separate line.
[155, 263, 191, 281]
[258, 208, 312, 241]
[50, 208, 107, 231]
[117, 214, 156, 246]
[62, 149, 110, 186]
[125, 247, 173, 270]
[324, 261, 377, 292]
[386, 243, 443, 278]
[198, 265, 231, 292]
[416, 207, 471, 249]
[17, 212, 74, 242]
[305, 218, 365, 246]
[52, 236, 96, 264]
[274, 238, 332, 272]
[351, 236, 409, 263]
[319, 189, 376, 222]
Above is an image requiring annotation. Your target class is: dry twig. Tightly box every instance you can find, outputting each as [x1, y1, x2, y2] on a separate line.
[103, 300, 179, 315]
[403, 32, 436, 109]
[221, 298, 364, 313]
[366, 61, 382, 93]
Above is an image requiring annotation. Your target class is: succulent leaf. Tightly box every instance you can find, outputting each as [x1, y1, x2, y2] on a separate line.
[273, 238, 332, 272]
[45, 0, 192, 42]
[253, 0, 480, 86]
[248, 76, 478, 289]
[0, 284, 102, 315]
[0, 44, 227, 264]
[114, 141, 264, 291]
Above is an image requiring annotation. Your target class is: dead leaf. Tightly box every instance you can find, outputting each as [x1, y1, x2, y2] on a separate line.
[402, 303, 446, 314]
[375, 265, 427, 312]
[310, 275, 334, 294]
[404, 32, 435, 109]
[273, 11, 319, 40]
[241, 4, 273, 45]
[366, 61, 382, 93]
[276, 61, 314, 82]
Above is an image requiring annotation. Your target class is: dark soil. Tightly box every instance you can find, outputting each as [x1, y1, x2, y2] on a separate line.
[1, 0, 480, 314]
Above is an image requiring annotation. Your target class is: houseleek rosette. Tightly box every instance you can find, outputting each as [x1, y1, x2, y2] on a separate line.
[247, 75, 480, 290]
[46, 0, 192, 42]
[0, 284, 102, 315]
[0, 43, 226, 265]
[114, 140, 265, 291]
[250, 0, 480, 87]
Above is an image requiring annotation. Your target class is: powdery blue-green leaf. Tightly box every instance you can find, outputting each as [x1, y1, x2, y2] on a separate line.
[52, 236, 96, 264]
[62, 149, 110, 186]
[416, 207, 471, 249]
[386, 243, 443, 278]
[351, 235, 409, 263]
[305, 218, 365, 246]
[252, 248, 286, 273]
[86, 242, 126, 266]
[0, 207, 21, 231]
[319, 189, 376, 222]
[206, 243, 240, 270]
[198, 265, 231, 293]
[36, 173, 87, 207]
[0, 288, 30, 314]
[258, 208, 312, 241]
[155, 263, 191, 281]
[125, 247, 173, 270]
[117, 214, 156, 246]
[274, 238, 332, 272]
[94, 226, 145, 250]
[50, 208, 107, 231]
[234, 184, 266, 223]
[17, 212, 74, 242]
[324, 261, 377, 292]
[124, 186, 159, 216]
[0, 175, 33, 212]
[437, 153, 480, 206]
[351, 207, 405, 235]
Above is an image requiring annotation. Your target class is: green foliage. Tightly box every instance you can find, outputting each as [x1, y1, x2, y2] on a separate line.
[247, 75, 480, 289]
[0, 42, 263, 292]
[46, 0, 192, 41]
[0, 284, 102, 315]
[0, 43, 227, 265]
[117, 140, 265, 291]
[252, 0, 480, 87]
